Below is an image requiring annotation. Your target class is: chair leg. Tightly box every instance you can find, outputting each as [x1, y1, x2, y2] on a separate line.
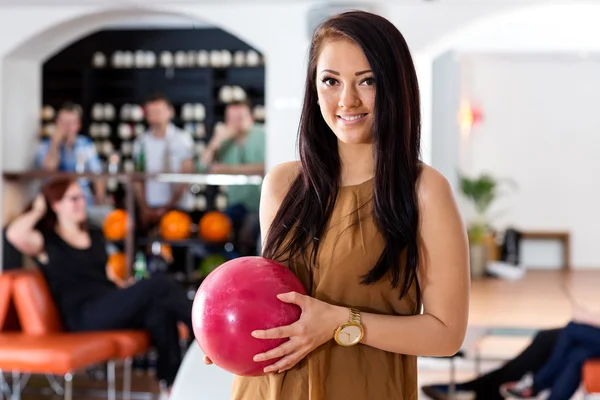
[0, 370, 10, 400]
[11, 371, 19, 400]
[45, 374, 65, 395]
[63, 373, 73, 400]
[448, 357, 456, 400]
[107, 360, 116, 400]
[123, 357, 133, 400]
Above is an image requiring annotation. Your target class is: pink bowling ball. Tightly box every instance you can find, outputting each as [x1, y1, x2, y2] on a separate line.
[192, 256, 307, 376]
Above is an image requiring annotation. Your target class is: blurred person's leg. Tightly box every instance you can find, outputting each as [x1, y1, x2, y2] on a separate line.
[422, 328, 562, 400]
[503, 322, 600, 399]
[74, 277, 193, 387]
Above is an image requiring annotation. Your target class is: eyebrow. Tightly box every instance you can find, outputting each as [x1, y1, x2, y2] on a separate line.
[321, 69, 372, 76]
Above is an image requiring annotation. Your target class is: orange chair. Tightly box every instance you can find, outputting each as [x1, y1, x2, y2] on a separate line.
[0, 272, 13, 397]
[583, 359, 600, 398]
[10, 269, 150, 400]
[0, 271, 118, 400]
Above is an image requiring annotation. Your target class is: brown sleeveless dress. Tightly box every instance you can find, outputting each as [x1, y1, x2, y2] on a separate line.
[230, 178, 419, 400]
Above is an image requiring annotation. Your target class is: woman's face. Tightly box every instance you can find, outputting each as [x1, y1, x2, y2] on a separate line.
[53, 183, 87, 224]
[315, 38, 376, 145]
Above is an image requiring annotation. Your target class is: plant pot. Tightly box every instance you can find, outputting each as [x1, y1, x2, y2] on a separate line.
[469, 243, 488, 279]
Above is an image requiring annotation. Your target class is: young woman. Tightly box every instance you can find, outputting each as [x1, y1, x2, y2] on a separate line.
[204, 10, 470, 400]
[6, 177, 193, 394]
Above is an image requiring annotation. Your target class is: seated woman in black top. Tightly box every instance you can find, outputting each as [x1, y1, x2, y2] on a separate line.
[6, 177, 193, 395]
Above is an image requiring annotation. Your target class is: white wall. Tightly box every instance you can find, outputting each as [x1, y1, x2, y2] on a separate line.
[459, 54, 600, 269]
[431, 52, 461, 190]
[0, 1, 534, 173]
[3, 2, 600, 265]
[3, 2, 600, 170]
[2, 58, 40, 171]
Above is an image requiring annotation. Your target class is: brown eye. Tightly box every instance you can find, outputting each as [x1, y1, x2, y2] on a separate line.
[361, 77, 375, 86]
[322, 77, 338, 86]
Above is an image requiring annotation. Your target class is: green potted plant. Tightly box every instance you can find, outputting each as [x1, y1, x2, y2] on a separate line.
[459, 172, 515, 278]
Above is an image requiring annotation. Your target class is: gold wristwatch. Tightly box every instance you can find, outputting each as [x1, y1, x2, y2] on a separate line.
[334, 308, 364, 347]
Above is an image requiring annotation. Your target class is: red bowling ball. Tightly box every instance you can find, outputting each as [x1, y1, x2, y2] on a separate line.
[192, 256, 307, 376]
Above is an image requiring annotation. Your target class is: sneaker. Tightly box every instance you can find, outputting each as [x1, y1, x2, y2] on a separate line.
[422, 383, 474, 400]
[500, 373, 538, 398]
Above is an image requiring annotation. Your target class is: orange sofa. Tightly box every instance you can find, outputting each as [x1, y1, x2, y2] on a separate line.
[583, 359, 600, 397]
[0, 269, 152, 400]
[0, 271, 118, 400]
[10, 268, 151, 399]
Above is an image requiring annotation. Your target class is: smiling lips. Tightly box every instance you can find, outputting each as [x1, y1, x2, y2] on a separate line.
[337, 113, 368, 125]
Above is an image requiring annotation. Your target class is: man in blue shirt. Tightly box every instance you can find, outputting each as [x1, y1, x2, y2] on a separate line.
[36, 102, 106, 204]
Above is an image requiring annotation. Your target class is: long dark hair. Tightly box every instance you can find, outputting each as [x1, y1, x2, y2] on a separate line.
[263, 10, 422, 303]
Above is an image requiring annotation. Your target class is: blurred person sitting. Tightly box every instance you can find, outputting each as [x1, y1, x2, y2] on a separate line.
[501, 303, 600, 400]
[36, 101, 106, 205]
[201, 100, 265, 255]
[422, 301, 600, 400]
[422, 328, 562, 400]
[132, 94, 194, 230]
[5, 177, 193, 396]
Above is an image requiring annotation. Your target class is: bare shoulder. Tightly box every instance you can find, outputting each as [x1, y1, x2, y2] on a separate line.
[261, 161, 301, 203]
[259, 161, 301, 239]
[417, 164, 455, 207]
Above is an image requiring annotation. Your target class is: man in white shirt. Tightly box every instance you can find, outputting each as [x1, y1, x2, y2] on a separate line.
[132, 94, 194, 229]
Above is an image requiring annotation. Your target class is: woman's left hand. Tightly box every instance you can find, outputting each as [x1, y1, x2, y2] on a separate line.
[251, 292, 346, 374]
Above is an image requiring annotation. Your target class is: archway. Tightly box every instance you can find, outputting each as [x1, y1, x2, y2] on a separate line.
[416, 2, 600, 269]
[416, 2, 600, 166]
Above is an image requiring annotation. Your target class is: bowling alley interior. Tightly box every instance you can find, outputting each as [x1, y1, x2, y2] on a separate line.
[1, 1, 600, 399]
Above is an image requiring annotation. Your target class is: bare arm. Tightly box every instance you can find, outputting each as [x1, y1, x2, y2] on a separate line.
[6, 205, 45, 257]
[201, 125, 236, 166]
[106, 267, 134, 288]
[330, 167, 470, 356]
[41, 139, 62, 171]
[94, 180, 107, 203]
[258, 161, 300, 247]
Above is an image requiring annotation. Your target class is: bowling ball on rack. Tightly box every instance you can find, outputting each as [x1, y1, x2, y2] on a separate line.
[159, 210, 192, 241]
[191, 256, 307, 376]
[107, 252, 127, 280]
[198, 211, 232, 243]
[103, 209, 128, 241]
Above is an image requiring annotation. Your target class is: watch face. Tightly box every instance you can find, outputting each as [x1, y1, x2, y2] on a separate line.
[338, 324, 362, 346]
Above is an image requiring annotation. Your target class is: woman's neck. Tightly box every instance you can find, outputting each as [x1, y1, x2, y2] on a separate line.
[56, 220, 81, 236]
[338, 142, 374, 186]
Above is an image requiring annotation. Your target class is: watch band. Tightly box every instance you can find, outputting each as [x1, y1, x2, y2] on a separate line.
[349, 308, 361, 324]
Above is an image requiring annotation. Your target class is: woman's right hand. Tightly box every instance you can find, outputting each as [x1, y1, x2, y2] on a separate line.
[32, 194, 47, 215]
[203, 356, 213, 365]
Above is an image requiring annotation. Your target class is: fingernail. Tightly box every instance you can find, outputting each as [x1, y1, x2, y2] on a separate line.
[251, 331, 258, 337]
